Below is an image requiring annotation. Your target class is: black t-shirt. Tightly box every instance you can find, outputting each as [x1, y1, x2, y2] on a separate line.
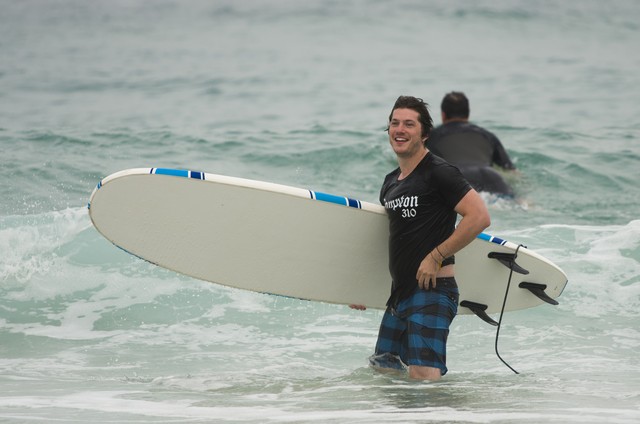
[379, 153, 472, 306]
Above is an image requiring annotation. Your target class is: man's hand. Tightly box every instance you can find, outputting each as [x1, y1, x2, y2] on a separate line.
[416, 253, 440, 290]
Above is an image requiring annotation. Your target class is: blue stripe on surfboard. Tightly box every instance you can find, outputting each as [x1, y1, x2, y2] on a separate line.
[153, 168, 188, 177]
[348, 197, 361, 208]
[478, 232, 507, 245]
[310, 191, 362, 209]
[152, 168, 205, 180]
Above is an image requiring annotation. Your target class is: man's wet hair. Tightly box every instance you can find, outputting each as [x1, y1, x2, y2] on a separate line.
[388, 95, 433, 139]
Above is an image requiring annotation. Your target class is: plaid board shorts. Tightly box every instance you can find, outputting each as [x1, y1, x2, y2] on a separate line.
[374, 278, 459, 375]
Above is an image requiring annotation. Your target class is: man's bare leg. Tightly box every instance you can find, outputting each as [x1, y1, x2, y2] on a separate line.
[408, 365, 441, 381]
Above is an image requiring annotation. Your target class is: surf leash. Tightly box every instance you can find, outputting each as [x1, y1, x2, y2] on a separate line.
[494, 243, 522, 375]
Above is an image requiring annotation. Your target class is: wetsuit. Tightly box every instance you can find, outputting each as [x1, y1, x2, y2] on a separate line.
[427, 121, 515, 196]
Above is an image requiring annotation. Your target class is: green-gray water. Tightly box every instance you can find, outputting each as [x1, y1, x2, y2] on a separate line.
[1, 1, 639, 422]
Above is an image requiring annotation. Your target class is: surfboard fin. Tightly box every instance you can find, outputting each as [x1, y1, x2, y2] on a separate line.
[519, 282, 559, 305]
[488, 252, 529, 275]
[460, 300, 498, 326]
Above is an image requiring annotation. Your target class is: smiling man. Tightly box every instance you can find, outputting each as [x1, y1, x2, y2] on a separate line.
[355, 96, 490, 381]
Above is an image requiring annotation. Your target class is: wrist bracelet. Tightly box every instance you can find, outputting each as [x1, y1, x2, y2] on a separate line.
[435, 245, 446, 260]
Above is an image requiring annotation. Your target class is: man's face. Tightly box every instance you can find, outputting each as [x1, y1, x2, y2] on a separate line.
[388, 108, 425, 158]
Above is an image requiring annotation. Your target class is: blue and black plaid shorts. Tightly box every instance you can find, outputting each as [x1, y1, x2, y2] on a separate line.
[374, 278, 459, 375]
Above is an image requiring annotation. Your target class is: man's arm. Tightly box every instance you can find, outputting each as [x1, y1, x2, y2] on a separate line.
[490, 132, 516, 170]
[444, 188, 491, 255]
[416, 189, 490, 289]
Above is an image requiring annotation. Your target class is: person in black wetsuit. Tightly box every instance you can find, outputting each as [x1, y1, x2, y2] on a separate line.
[427, 92, 517, 196]
[350, 96, 490, 381]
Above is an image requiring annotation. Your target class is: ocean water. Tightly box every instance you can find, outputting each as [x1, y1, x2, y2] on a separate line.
[1, 0, 639, 422]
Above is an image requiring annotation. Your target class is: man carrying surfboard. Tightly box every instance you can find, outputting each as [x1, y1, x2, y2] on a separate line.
[352, 95, 490, 381]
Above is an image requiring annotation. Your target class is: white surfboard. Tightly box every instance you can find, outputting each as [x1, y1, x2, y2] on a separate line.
[88, 168, 568, 323]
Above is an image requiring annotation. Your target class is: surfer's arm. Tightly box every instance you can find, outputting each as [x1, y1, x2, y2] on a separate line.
[438, 188, 490, 260]
[416, 189, 490, 289]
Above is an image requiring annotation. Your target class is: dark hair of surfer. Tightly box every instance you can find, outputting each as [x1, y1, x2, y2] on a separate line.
[387, 95, 434, 141]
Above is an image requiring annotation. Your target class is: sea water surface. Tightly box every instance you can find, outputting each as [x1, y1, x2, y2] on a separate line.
[1, 1, 639, 423]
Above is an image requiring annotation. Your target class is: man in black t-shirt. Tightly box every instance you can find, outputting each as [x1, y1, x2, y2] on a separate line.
[351, 96, 490, 381]
[427, 91, 517, 196]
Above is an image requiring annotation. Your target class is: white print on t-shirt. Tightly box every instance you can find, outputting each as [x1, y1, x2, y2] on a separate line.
[384, 195, 418, 218]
